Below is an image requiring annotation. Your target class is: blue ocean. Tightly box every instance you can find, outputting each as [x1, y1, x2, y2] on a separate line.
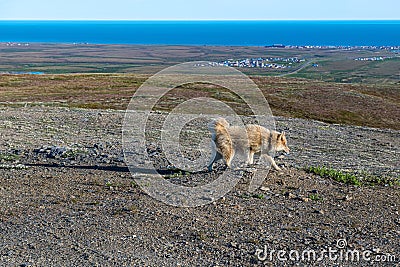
[0, 20, 399, 46]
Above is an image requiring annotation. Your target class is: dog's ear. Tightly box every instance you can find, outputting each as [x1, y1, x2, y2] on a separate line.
[277, 132, 285, 140]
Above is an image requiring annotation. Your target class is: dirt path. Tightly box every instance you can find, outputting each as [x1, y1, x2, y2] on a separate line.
[278, 61, 313, 77]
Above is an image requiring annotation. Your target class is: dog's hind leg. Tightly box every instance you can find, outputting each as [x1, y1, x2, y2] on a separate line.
[208, 152, 223, 171]
[224, 151, 234, 169]
[207, 145, 216, 171]
[207, 142, 223, 171]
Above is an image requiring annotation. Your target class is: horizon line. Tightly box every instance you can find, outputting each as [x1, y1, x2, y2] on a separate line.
[0, 18, 399, 21]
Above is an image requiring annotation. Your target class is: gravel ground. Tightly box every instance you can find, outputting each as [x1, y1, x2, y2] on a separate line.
[0, 106, 399, 266]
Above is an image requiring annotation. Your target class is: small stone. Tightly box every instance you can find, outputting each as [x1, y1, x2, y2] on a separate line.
[344, 195, 353, 201]
[277, 180, 286, 186]
[260, 186, 270, 191]
[284, 192, 296, 199]
[315, 209, 325, 215]
[230, 242, 238, 248]
[301, 197, 311, 202]
[94, 143, 103, 150]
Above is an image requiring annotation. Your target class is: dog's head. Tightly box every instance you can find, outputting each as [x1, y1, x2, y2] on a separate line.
[276, 132, 290, 154]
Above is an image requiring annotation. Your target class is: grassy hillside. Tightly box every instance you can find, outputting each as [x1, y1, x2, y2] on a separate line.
[0, 74, 398, 130]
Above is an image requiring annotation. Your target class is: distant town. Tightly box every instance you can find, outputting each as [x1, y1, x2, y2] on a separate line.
[265, 44, 400, 51]
[213, 45, 399, 69]
[218, 57, 306, 69]
[354, 56, 394, 61]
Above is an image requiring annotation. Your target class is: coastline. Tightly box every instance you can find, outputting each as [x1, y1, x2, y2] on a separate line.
[0, 20, 399, 46]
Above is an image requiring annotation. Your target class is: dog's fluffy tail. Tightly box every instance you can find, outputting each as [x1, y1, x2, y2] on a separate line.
[208, 118, 233, 163]
[208, 118, 230, 140]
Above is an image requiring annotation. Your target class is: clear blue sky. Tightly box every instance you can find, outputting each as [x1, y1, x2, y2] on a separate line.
[0, 0, 399, 20]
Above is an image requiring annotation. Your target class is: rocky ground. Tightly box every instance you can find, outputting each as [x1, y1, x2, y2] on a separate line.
[0, 106, 399, 266]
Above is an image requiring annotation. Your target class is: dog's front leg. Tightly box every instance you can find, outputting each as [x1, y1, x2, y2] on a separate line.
[245, 151, 251, 165]
[261, 154, 282, 171]
[246, 150, 255, 165]
[250, 151, 255, 164]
